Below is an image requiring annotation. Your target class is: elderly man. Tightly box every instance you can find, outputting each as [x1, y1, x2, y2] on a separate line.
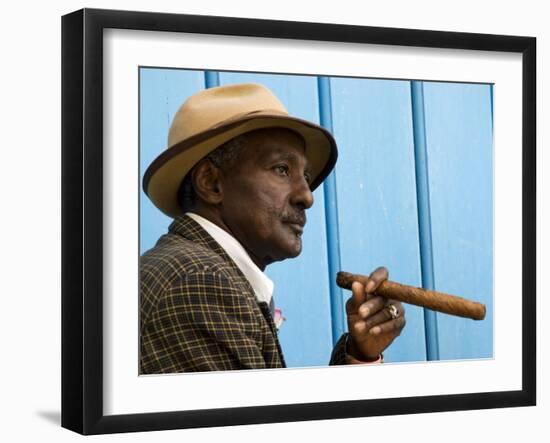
[140, 83, 406, 373]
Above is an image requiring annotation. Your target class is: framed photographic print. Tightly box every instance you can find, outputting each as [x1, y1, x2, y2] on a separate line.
[61, 8, 536, 435]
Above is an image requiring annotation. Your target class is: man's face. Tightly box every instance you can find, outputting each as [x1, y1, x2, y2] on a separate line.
[219, 128, 314, 270]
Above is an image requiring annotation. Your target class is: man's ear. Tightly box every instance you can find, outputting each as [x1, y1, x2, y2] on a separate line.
[191, 158, 224, 205]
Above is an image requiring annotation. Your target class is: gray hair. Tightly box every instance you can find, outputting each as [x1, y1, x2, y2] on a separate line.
[177, 135, 246, 212]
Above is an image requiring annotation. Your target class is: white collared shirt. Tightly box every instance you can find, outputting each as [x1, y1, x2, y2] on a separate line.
[185, 212, 274, 306]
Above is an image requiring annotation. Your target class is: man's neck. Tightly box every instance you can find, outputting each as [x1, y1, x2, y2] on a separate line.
[190, 207, 268, 271]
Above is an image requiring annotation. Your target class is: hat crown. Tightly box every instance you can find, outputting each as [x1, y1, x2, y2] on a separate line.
[168, 83, 288, 149]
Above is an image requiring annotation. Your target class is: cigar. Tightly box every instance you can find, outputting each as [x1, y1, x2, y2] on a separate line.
[336, 271, 486, 320]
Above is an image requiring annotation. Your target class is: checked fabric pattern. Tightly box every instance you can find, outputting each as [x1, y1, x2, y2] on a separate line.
[140, 215, 347, 374]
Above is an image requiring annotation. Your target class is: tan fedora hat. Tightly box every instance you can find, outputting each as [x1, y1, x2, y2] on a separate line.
[143, 82, 338, 217]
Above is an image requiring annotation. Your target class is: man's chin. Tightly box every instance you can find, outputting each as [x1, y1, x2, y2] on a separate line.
[278, 240, 303, 261]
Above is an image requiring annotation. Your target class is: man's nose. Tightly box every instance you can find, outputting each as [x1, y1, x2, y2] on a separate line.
[291, 176, 314, 210]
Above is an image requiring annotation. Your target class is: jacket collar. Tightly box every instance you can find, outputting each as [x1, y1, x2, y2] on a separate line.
[168, 214, 275, 307]
[168, 214, 231, 262]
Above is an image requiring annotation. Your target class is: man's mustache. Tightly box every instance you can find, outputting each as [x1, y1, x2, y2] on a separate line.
[281, 212, 306, 227]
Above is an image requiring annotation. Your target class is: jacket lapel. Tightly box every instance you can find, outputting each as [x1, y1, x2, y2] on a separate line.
[168, 215, 244, 276]
[167, 215, 263, 307]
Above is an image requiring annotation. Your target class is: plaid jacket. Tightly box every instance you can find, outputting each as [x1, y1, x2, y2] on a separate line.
[140, 215, 347, 374]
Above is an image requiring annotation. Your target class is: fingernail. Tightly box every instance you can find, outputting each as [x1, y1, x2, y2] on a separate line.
[359, 306, 369, 317]
[370, 326, 381, 335]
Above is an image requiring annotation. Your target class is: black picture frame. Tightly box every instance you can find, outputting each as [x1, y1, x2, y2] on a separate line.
[61, 8, 536, 435]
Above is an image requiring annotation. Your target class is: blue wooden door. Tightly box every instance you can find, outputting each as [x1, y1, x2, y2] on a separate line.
[330, 77, 427, 363]
[139, 68, 494, 367]
[422, 81, 494, 360]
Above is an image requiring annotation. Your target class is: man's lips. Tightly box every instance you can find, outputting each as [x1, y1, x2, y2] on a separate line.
[285, 222, 304, 235]
[283, 217, 305, 235]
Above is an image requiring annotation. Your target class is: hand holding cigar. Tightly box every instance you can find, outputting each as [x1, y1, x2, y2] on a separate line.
[337, 271, 486, 321]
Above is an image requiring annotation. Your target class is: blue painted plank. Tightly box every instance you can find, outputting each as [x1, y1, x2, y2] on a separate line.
[204, 70, 220, 88]
[330, 77, 427, 363]
[318, 77, 345, 345]
[218, 72, 333, 368]
[139, 68, 205, 254]
[423, 82, 494, 360]
[410, 81, 440, 361]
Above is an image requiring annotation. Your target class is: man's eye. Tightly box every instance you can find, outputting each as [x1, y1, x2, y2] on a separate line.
[304, 173, 312, 184]
[274, 165, 289, 176]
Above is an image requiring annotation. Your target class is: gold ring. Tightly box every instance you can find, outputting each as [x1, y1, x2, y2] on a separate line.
[386, 304, 399, 319]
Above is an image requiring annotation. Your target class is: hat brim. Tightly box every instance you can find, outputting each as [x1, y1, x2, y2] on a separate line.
[143, 111, 338, 218]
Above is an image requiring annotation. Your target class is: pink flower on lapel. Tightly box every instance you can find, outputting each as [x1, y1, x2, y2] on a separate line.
[273, 308, 286, 330]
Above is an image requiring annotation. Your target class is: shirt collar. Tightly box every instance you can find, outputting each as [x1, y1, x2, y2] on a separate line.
[185, 212, 274, 305]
